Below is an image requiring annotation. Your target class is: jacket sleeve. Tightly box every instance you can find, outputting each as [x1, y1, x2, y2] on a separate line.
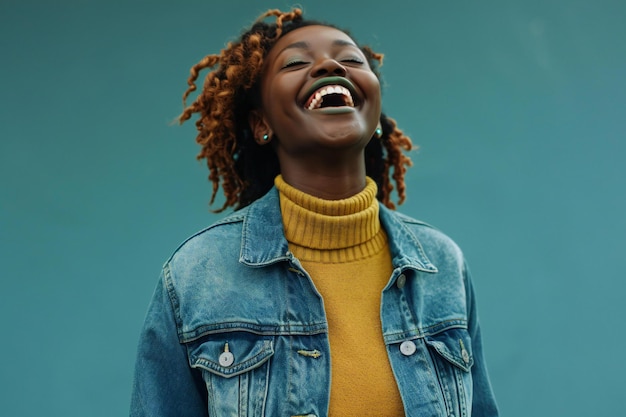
[464, 263, 500, 416]
[130, 272, 207, 417]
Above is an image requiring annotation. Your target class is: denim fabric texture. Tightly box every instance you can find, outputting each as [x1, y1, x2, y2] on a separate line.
[130, 187, 499, 417]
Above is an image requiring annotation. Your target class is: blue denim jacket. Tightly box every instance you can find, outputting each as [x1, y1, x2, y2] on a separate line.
[130, 187, 499, 417]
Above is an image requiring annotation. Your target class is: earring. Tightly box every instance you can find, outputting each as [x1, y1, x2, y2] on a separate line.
[374, 127, 382, 138]
[262, 133, 269, 141]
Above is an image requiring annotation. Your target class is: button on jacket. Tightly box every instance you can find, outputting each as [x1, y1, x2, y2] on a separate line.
[130, 187, 499, 417]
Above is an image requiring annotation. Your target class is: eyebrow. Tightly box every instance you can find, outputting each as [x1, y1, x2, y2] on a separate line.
[278, 39, 358, 55]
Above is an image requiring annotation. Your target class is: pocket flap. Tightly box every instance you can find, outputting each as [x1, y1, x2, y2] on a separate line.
[424, 328, 473, 372]
[188, 334, 274, 378]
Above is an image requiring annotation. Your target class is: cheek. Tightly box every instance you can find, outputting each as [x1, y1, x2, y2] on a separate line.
[362, 73, 382, 106]
[370, 77, 382, 100]
[369, 86, 382, 118]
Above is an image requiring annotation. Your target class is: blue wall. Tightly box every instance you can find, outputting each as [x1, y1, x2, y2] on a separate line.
[1, 1, 624, 415]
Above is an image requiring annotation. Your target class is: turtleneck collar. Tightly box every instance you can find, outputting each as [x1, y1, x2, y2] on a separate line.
[275, 175, 387, 262]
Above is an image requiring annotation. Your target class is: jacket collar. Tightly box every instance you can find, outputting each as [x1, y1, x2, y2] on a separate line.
[379, 204, 438, 273]
[239, 187, 437, 273]
[239, 187, 291, 267]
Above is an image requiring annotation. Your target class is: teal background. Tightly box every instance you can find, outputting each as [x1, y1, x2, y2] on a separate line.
[1, 0, 624, 415]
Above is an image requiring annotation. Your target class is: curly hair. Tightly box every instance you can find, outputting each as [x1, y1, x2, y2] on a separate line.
[179, 8, 414, 212]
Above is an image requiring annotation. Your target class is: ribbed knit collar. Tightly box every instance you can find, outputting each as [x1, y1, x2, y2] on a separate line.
[275, 175, 387, 262]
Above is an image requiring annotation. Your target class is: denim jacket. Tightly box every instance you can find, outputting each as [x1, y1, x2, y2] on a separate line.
[130, 187, 499, 417]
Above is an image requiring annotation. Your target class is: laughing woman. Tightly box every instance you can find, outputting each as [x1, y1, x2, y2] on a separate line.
[130, 8, 498, 417]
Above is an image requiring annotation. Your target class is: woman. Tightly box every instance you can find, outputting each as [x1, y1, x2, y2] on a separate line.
[130, 8, 498, 417]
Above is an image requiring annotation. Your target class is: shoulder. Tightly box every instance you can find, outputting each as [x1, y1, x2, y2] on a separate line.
[384, 209, 461, 250]
[160, 207, 253, 331]
[395, 210, 461, 251]
[380, 206, 466, 270]
[166, 207, 249, 266]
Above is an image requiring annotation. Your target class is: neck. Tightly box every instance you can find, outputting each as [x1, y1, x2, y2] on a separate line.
[278, 153, 367, 200]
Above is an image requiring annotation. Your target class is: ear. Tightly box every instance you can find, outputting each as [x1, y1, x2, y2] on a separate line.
[248, 110, 273, 144]
[374, 122, 383, 139]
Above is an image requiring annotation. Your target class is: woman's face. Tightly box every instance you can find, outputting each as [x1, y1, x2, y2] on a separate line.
[254, 25, 381, 164]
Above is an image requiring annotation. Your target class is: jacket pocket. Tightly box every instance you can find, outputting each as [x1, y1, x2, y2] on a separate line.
[425, 328, 474, 416]
[187, 332, 274, 417]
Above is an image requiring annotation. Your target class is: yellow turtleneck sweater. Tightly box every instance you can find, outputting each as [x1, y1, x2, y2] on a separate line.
[275, 175, 405, 416]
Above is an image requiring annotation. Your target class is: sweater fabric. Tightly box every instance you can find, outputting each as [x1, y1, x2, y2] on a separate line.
[275, 175, 405, 416]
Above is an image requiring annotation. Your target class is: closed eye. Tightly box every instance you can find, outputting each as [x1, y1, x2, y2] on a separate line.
[341, 57, 364, 65]
[282, 60, 308, 69]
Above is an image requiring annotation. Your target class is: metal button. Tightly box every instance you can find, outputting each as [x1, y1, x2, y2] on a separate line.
[219, 343, 234, 367]
[461, 348, 470, 364]
[219, 351, 234, 367]
[399, 340, 417, 356]
[396, 273, 406, 289]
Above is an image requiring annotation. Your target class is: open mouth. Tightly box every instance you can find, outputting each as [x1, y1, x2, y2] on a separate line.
[302, 77, 360, 111]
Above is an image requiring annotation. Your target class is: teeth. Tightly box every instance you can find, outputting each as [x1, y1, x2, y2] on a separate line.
[306, 85, 354, 110]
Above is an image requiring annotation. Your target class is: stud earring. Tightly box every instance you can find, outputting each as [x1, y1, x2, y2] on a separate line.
[375, 127, 382, 138]
[262, 133, 269, 141]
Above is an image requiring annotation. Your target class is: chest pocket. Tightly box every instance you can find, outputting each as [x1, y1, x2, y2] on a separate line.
[187, 333, 274, 417]
[425, 328, 474, 417]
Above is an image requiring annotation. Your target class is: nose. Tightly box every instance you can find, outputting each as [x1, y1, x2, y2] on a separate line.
[311, 58, 347, 78]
